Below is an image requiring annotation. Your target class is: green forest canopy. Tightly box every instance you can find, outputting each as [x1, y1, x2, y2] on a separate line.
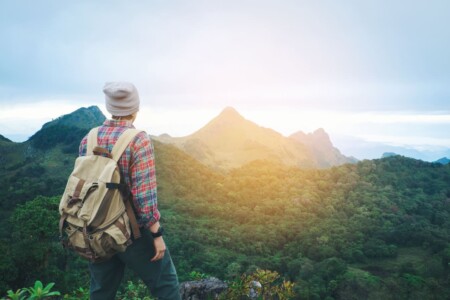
[1, 138, 450, 299]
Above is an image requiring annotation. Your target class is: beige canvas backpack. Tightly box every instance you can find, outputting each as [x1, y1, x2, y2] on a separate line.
[59, 127, 142, 262]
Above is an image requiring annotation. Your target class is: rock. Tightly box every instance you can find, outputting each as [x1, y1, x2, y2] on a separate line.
[180, 277, 228, 300]
[248, 280, 262, 299]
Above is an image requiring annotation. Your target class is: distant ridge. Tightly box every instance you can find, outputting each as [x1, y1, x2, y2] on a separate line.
[0, 106, 108, 215]
[157, 107, 315, 170]
[382, 152, 400, 158]
[41, 106, 105, 130]
[290, 129, 356, 167]
[434, 157, 450, 165]
[0, 106, 105, 172]
[154, 107, 355, 170]
[28, 106, 106, 152]
[0, 134, 12, 143]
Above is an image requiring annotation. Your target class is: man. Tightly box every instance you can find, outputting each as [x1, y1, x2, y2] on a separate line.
[79, 82, 181, 300]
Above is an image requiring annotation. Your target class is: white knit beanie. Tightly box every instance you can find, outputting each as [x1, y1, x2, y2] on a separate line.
[103, 82, 140, 116]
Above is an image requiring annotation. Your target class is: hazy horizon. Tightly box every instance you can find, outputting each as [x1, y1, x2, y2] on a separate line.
[2, 104, 449, 162]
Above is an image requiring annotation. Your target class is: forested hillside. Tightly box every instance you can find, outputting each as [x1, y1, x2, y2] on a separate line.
[0, 106, 105, 236]
[2, 144, 450, 299]
[158, 152, 450, 299]
[1, 108, 450, 299]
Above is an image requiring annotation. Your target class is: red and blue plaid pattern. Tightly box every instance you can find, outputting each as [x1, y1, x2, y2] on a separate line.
[79, 119, 160, 229]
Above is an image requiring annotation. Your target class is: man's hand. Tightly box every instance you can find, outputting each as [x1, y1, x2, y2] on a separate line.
[150, 222, 166, 262]
[151, 236, 166, 262]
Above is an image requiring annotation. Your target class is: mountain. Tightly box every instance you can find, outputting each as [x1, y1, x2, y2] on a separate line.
[290, 129, 357, 167]
[3, 107, 450, 298]
[155, 107, 354, 170]
[382, 152, 400, 158]
[28, 106, 105, 153]
[155, 107, 315, 170]
[0, 106, 106, 211]
[0, 106, 101, 142]
[435, 157, 450, 165]
[41, 106, 105, 130]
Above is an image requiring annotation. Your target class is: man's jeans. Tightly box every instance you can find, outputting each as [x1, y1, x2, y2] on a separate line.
[89, 228, 181, 300]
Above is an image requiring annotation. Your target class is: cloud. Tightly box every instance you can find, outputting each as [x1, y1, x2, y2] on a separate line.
[355, 134, 450, 149]
[1, 0, 449, 112]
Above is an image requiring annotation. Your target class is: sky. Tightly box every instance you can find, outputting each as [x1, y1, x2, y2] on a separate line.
[0, 0, 449, 160]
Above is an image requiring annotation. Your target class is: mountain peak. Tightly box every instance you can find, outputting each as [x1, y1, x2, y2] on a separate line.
[194, 107, 248, 132]
[434, 157, 450, 165]
[42, 106, 105, 130]
[290, 128, 331, 146]
[382, 152, 400, 158]
[193, 107, 251, 137]
[291, 128, 331, 145]
[312, 128, 331, 145]
[313, 128, 327, 136]
[28, 106, 106, 149]
[289, 128, 355, 166]
[217, 106, 245, 121]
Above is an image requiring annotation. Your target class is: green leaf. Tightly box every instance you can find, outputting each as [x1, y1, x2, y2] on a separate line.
[34, 280, 43, 289]
[6, 289, 26, 300]
[42, 282, 55, 293]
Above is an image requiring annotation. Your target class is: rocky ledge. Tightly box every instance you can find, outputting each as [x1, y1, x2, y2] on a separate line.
[180, 277, 228, 300]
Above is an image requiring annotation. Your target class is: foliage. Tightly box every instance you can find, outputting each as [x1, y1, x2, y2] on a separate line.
[116, 281, 155, 300]
[63, 287, 89, 300]
[158, 154, 450, 299]
[1, 134, 450, 299]
[30, 125, 88, 152]
[23, 281, 60, 299]
[4, 289, 26, 300]
[7, 196, 62, 289]
[3, 281, 60, 300]
[188, 271, 209, 281]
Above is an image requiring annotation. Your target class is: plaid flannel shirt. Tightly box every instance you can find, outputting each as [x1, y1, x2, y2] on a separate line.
[79, 119, 160, 229]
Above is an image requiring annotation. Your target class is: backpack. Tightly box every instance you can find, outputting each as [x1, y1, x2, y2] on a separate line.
[59, 127, 142, 262]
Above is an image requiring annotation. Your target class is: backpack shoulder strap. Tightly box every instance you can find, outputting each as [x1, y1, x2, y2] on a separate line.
[111, 129, 143, 162]
[86, 127, 99, 155]
[111, 128, 144, 240]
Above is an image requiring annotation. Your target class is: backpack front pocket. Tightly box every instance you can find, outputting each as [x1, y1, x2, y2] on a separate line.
[60, 176, 98, 217]
[89, 214, 131, 260]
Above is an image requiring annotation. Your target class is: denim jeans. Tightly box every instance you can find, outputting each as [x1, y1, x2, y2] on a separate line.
[89, 228, 181, 300]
